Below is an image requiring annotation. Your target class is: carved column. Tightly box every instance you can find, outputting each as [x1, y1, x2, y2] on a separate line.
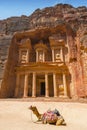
[19, 49, 21, 63]
[23, 74, 28, 98]
[52, 49, 55, 62]
[26, 50, 29, 62]
[15, 73, 20, 97]
[61, 47, 63, 61]
[36, 50, 38, 62]
[63, 73, 68, 97]
[32, 72, 36, 97]
[45, 73, 49, 97]
[53, 73, 57, 97]
[43, 51, 45, 62]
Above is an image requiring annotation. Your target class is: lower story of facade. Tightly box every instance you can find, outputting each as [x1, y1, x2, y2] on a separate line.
[15, 70, 71, 98]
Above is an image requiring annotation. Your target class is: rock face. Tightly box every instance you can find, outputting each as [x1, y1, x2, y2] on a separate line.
[0, 35, 12, 87]
[0, 4, 87, 98]
[0, 4, 87, 35]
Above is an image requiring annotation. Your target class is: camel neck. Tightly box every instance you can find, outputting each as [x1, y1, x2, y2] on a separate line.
[32, 107, 41, 119]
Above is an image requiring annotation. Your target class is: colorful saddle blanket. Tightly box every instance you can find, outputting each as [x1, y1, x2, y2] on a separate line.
[42, 109, 60, 124]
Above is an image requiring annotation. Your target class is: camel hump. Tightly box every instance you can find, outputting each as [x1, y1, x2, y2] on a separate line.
[53, 109, 61, 116]
[42, 111, 58, 124]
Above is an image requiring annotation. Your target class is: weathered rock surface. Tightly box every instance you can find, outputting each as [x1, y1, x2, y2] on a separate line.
[0, 35, 12, 87]
[0, 4, 87, 35]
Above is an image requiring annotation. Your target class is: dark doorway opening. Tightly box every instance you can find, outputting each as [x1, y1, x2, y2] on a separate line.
[40, 82, 45, 96]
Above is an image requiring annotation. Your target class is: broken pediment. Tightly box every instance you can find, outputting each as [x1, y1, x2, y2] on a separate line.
[17, 38, 32, 50]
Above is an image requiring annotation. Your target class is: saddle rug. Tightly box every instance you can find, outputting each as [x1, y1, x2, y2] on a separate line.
[42, 110, 58, 124]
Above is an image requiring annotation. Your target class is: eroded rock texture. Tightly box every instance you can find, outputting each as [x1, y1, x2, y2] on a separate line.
[0, 4, 87, 98]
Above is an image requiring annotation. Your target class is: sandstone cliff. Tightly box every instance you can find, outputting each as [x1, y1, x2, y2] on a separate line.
[0, 4, 87, 35]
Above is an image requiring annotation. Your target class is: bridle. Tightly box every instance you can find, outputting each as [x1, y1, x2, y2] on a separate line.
[30, 110, 42, 124]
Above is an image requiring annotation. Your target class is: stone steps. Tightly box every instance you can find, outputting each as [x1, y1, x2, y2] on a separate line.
[0, 97, 87, 103]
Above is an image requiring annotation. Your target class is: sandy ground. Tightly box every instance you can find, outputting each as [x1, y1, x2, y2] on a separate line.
[0, 100, 87, 130]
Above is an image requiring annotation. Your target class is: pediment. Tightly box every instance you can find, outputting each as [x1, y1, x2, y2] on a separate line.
[18, 38, 32, 49]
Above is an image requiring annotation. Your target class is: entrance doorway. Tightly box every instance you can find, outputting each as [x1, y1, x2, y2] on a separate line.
[40, 82, 45, 96]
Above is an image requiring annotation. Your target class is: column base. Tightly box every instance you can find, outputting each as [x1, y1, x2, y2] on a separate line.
[59, 95, 68, 98]
[45, 96, 49, 98]
[32, 96, 36, 98]
[54, 96, 58, 98]
[23, 96, 28, 98]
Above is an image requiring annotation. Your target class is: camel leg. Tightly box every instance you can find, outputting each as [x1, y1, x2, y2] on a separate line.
[56, 117, 66, 126]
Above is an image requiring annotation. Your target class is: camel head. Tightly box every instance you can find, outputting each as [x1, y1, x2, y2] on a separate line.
[28, 105, 42, 120]
[28, 105, 37, 112]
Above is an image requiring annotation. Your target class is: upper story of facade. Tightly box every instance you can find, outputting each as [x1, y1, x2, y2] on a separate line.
[18, 36, 66, 64]
[12, 25, 76, 68]
[16, 30, 73, 66]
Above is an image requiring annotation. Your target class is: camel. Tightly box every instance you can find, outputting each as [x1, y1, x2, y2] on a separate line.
[29, 105, 66, 126]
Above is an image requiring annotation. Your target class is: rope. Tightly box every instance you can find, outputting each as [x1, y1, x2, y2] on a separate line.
[30, 111, 42, 124]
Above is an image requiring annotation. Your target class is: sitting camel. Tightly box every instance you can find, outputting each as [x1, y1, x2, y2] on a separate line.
[29, 105, 66, 126]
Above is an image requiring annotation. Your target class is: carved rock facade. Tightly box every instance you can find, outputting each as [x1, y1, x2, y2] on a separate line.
[0, 4, 87, 99]
[0, 23, 87, 99]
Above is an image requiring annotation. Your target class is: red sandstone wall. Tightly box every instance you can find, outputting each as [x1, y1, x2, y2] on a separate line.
[0, 36, 19, 98]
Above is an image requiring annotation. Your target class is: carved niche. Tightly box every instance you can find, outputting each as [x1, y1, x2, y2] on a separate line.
[20, 50, 28, 63]
[54, 49, 61, 62]
[38, 51, 44, 62]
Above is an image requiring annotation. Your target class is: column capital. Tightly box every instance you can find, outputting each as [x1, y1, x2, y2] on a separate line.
[33, 72, 36, 75]
[45, 72, 49, 75]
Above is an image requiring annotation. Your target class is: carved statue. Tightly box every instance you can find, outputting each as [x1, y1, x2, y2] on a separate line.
[21, 51, 27, 63]
[56, 53, 60, 59]
[39, 54, 43, 61]
[29, 105, 66, 126]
